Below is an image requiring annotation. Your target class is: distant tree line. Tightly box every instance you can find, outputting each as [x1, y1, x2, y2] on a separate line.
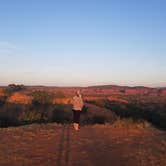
[3, 84, 25, 96]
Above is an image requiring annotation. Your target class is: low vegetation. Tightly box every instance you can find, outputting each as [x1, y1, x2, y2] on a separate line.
[0, 87, 165, 130]
[31, 90, 54, 105]
[87, 97, 166, 130]
[3, 84, 25, 96]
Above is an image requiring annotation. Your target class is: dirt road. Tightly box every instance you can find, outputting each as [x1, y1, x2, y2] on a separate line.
[0, 123, 166, 166]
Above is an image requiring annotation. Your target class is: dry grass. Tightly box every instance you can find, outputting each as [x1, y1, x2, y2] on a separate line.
[111, 118, 152, 129]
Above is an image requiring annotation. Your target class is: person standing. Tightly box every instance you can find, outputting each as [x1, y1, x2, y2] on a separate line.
[71, 90, 84, 131]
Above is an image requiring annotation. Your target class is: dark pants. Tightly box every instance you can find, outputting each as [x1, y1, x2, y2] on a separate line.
[72, 109, 81, 124]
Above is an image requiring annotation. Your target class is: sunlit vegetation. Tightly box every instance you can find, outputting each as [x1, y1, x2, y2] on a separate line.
[31, 90, 54, 105]
[0, 86, 166, 130]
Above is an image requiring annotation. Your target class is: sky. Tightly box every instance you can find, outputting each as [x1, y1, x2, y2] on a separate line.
[0, 0, 166, 87]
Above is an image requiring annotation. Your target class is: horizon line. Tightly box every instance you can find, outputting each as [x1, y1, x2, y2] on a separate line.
[0, 84, 165, 89]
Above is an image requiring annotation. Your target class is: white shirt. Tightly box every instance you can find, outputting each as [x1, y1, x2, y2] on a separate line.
[72, 95, 84, 111]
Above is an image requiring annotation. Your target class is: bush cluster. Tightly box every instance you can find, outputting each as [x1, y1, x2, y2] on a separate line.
[3, 84, 25, 96]
[97, 100, 166, 130]
[31, 90, 54, 105]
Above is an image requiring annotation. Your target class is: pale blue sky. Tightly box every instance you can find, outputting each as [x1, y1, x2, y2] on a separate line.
[0, 0, 166, 87]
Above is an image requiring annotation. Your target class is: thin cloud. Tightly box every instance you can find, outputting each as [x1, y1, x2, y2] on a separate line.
[0, 41, 17, 49]
[0, 41, 19, 56]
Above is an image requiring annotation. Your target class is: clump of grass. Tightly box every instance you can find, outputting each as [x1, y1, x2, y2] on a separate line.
[18, 111, 44, 124]
[112, 118, 151, 129]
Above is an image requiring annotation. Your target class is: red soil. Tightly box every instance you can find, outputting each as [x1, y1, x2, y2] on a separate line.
[0, 123, 165, 166]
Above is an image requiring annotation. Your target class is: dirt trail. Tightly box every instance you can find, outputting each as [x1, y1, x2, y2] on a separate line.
[0, 123, 166, 166]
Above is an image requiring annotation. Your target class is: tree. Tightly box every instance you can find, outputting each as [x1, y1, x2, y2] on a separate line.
[3, 84, 25, 96]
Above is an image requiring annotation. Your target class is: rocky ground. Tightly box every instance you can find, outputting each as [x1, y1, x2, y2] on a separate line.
[0, 123, 166, 166]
